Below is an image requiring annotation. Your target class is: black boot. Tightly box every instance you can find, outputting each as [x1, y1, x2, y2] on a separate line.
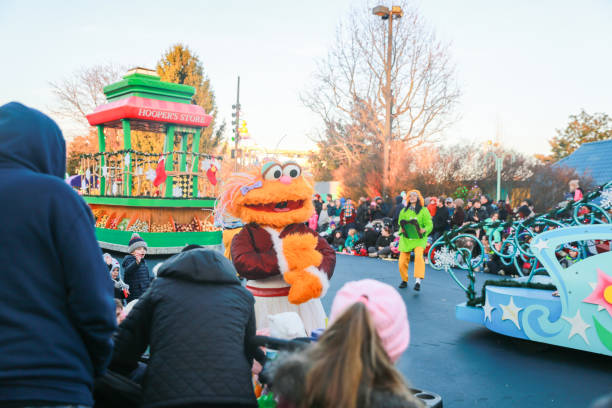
[399, 281, 408, 289]
[414, 281, 421, 291]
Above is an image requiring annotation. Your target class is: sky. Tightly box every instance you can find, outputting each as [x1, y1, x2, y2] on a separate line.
[1, 0, 611, 156]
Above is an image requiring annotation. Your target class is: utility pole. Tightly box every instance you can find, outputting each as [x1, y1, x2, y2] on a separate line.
[232, 76, 240, 171]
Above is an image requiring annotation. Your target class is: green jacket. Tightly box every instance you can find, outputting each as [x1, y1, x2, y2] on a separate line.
[398, 206, 433, 252]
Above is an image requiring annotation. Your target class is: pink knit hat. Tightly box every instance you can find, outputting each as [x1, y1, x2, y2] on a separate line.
[329, 279, 409, 362]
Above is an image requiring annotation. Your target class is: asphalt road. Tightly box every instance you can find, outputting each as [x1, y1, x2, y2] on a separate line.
[115, 251, 611, 407]
[323, 254, 611, 408]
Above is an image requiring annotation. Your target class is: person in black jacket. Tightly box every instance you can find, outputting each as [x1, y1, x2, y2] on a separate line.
[0, 102, 116, 406]
[122, 233, 152, 302]
[110, 248, 264, 408]
[431, 197, 451, 243]
[368, 226, 394, 258]
[390, 195, 405, 233]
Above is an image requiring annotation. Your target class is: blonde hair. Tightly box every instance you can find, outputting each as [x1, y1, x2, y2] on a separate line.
[348, 228, 357, 236]
[301, 302, 415, 408]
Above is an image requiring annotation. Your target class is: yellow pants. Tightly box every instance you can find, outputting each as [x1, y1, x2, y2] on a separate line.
[399, 247, 425, 281]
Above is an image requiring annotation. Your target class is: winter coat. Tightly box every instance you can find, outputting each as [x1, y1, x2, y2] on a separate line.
[231, 223, 336, 281]
[345, 234, 359, 249]
[356, 203, 371, 225]
[0, 102, 116, 406]
[467, 206, 488, 223]
[390, 196, 404, 223]
[398, 206, 433, 253]
[318, 209, 330, 227]
[340, 205, 357, 225]
[332, 235, 345, 249]
[327, 203, 337, 217]
[432, 206, 450, 233]
[313, 199, 323, 216]
[270, 352, 424, 408]
[122, 255, 152, 302]
[451, 207, 465, 228]
[110, 249, 262, 408]
[308, 213, 318, 231]
[376, 234, 394, 248]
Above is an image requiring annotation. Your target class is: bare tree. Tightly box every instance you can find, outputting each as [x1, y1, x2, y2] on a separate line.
[303, 0, 460, 194]
[49, 63, 125, 129]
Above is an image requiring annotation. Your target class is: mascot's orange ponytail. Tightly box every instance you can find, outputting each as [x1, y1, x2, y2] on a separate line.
[216, 161, 336, 333]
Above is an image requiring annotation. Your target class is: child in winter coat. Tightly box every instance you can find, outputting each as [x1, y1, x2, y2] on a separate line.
[331, 230, 345, 251]
[109, 258, 130, 302]
[270, 279, 422, 408]
[344, 228, 359, 252]
[122, 234, 152, 303]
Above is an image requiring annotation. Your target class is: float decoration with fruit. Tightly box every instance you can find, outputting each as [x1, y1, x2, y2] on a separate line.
[217, 161, 336, 333]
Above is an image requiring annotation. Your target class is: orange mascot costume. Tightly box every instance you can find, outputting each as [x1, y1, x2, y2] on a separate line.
[216, 161, 336, 333]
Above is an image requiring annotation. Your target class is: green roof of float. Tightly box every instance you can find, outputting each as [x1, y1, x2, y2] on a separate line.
[103, 72, 195, 104]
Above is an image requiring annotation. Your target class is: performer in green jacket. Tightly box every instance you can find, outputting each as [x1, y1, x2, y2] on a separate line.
[398, 190, 433, 291]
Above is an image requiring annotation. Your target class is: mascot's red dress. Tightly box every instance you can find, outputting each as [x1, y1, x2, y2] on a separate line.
[217, 161, 335, 333]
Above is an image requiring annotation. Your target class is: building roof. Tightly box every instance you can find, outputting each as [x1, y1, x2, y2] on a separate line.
[554, 139, 612, 185]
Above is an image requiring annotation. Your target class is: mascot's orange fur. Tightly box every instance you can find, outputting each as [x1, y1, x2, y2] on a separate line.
[217, 161, 335, 332]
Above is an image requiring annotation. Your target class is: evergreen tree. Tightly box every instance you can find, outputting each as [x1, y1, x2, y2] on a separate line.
[157, 44, 225, 152]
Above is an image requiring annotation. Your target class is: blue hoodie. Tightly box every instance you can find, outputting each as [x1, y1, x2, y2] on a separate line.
[0, 102, 116, 405]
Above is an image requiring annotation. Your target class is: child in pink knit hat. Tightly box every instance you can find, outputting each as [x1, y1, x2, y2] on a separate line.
[271, 279, 419, 408]
[329, 278, 410, 362]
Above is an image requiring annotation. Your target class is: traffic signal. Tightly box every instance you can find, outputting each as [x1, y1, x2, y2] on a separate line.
[231, 103, 241, 142]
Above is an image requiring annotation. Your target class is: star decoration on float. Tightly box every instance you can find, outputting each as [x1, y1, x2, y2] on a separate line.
[582, 269, 612, 317]
[531, 239, 549, 251]
[434, 246, 456, 269]
[483, 296, 495, 322]
[561, 310, 590, 345]
[500, 296, 522, 330]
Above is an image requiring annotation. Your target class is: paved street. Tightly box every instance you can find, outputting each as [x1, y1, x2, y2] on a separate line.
[125, 252, 611, 407]
[323, 254, 611, 408]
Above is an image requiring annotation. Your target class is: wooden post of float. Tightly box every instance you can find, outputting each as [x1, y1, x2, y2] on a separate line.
[122, 119, 132, 196]
[191, 128, 202, 197]
[97, 125, 106, 195]
[164, 125, 176, 197]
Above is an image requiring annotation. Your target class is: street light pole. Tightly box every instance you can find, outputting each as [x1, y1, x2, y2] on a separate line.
[384, 13, 393, 198]
[373, 5, 402, 197]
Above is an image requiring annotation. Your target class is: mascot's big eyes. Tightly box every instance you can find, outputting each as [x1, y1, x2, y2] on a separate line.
[283, 163, 301, 178]
[262, 163, 283, 180]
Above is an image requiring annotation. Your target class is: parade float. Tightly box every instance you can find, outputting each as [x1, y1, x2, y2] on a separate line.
[429, 182, 612, 356]
[79, 67, 222, 254]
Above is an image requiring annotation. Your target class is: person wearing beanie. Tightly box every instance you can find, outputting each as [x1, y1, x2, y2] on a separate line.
[110, 258, 130, 302]
[270, 279, 421, 408]
[398, 190, 433, 291]
[122, 233, 152, 302]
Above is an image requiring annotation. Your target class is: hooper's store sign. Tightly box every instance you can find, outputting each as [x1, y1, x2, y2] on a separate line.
[136, 108, 209, 125]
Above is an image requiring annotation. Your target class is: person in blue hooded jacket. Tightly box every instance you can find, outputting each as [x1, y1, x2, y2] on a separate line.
[0, 102, 116, 407]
